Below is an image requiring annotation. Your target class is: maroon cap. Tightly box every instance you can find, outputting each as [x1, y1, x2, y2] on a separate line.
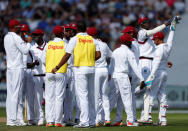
[152, 32, 165, 40]
[138, 17, 148, 25]
[53, 26, 64, 35]
[120, 34, 134, 43]
[122, 26, 136, 33]
[21, 24, 30, 32]
[87, 27, 97, 36]
[64, 24, 71, 29]
[32, 29, 44, 35]
[70, 23, 77, 30]
[9, 19, 21, 28]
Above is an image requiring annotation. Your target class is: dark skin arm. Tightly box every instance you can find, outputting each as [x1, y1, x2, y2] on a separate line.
[27, 60, 39, 69]
[140, 81, 146, 90]
[95, 51, 101, 60]
[52, 53, 71, 74]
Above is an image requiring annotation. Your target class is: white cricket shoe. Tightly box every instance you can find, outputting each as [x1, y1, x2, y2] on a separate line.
[127, 121, 139, 127]
[17, 120, 27, 126]
[7, 120, 19, 126]
[161, 121, 167, 126]
[38, 121, 44, 126]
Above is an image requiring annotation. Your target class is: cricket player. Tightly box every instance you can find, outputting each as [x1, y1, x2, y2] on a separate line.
[109, 33, 145, 126]
[4, 19, 32, 126]
[137, 17, 171, 122]
[30, 29, 46, 126]
[63, 24, 78, 125]
[52, 21, 101, 128]
[42, 26, 67, 127]
[112, 26, 140, 126]
[146, 17, 180, 126]
[87, 27, 112, 126]
[20, 24, 39, 126]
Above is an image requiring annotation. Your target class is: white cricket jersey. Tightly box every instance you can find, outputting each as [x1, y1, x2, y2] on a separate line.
[150, 31, 174, 76]
[63, 38, 74, 67]
[131, 39, 140, 64]
[4, 32, 31, 69]
[95, 39, 112, 68]
[31, 42, 46, 74]
[109, 45, 144, 82]
[66, 32, 100, 74]
[137, 29, 156, 57]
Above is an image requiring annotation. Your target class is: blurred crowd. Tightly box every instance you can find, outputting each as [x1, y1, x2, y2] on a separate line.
[0, 0, 186, 83]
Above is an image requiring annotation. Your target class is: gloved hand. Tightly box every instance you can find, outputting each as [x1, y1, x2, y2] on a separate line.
[170, 16, 181, 31]
[145, 75, 155, 89]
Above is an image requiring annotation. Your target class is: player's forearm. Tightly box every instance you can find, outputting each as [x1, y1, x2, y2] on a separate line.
[167, 30, 175, 50]
[146, 24, 166, 37]
[57, 53, 71, 68]
[95, 51, 101, 60]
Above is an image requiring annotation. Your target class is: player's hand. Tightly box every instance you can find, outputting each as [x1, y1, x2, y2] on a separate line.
[108, 74, 111, 81]
[165, 19, 172, 26]
[34, 60, 39, 66]
[52, 68, 57, 74]
[167, 61, 173, 68]
[140, 81, 146, 90]
[26, 36, 32, 43]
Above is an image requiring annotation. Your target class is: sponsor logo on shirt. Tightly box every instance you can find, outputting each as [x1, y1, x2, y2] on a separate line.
[48, 45, 64, 50]
[79, 38, 93, 44]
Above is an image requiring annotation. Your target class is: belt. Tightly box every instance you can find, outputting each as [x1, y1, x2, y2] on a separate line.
[33, 74, 46, 77]
[139, 56, 153, 60]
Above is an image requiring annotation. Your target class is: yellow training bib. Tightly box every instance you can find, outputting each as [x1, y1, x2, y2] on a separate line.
[46, 41, 67, 73]
[73, 35, 96, 66]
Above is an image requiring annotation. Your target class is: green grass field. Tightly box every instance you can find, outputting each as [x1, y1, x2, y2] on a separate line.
[0, 108, 188, 131]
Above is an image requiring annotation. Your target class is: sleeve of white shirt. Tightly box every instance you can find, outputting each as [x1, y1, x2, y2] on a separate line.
[106, 44, 112, 58]
[66, 36, 77, 54]
[138, 30, 147, 42]
[150, 47, 163, 77]
[15, 36, 31, 55]
[127, 49, 144, 82]
[42, 43, 48, 65]
[94, 39, 100, 51]
[146, 24, 166, 37]
[108, 54, 115, 75]
[166, 30, 175, 53]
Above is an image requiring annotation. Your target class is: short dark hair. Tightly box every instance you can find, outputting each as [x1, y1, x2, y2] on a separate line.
[77, 21, 86, 32]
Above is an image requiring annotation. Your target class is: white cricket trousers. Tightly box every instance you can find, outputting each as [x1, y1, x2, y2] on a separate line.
[149, 70, 168, 122]
[113, 73, 134, 123]
[45, 73, 66, 123]
[139, 59, 153, 120]
[95, 68, 110, 123]
[6, 68, 24, 122]
[22, 69, 35, 121]
[33, 75, 44, 122]
[75, 73, 96, 126]
[109, 79, 123, 122]
[64, 67, 75, 122]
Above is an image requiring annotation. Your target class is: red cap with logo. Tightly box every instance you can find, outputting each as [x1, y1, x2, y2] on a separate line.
[120, 34, 134, 43]
[122, 26, 136, 33]
[32, 29, 44, 35]
[21, 24, 30, 32]
[9, 19, 21, 28]
[64, 24, 71, 29]
[70, 23, 77, 30]
[53, 26, 64, 35]
[87, 27, 97, 36]
[138, 17, 148, 25]
[152, 32, 165, 40]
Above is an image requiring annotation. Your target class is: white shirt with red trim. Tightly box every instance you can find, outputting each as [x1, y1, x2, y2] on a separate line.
[30, 42, 46, 75]
[4, 32, 31, 70]
[150, 31, 174, 77]
[109, 45, 144, 82]
[137, 29, 156, 58]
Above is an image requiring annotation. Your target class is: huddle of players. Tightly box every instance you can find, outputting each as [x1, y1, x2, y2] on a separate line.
[4, 15, 180, 127]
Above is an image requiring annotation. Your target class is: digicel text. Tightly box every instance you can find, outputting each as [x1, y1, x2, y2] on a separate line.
[48, 45, 64, 50]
